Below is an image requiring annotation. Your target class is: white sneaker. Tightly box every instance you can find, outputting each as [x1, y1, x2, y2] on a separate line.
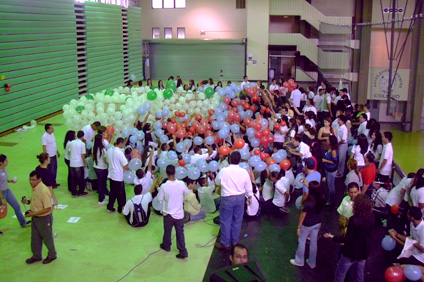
[290, 259, 304, 267]
[98, 200, 107, 206]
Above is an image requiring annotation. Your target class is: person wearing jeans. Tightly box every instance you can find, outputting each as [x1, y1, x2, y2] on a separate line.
[336, 115, 348, 177]
[42, 124, 60, 187]
[0, 154, 30, 227]
[291, 181, 325, 269]
[323, 135, 338, 205]
[324, 194, 375, 282]
[93, 135, 108, 205]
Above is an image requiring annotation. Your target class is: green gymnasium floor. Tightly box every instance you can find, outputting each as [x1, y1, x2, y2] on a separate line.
[0, 114, 423, 282]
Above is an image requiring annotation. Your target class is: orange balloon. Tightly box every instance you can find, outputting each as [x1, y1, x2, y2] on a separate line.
[233, 139, 245, 149]
[218, 145, 231, 156]
[266, 157, 277, 166]
[391, 204, 400, 214]
[178, 159, 185, 167]
[279, 159, 291, 171]
[254, 149, 261, 155]
[106, 125, 114, 134]
[130, 149, 142, 160]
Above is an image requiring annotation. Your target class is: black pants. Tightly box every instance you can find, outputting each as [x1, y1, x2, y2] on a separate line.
[261, 200, 281, 213]
[94, 168, 108, 202]
[107, 179, 126, 213]
[64, 159, 71, 191]
[32, 214, 56, 259]
[70, 167, 85, 196]
[162, 214, 187, 256]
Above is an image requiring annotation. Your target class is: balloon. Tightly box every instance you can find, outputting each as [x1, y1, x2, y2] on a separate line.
[128, 158, 142, 171]
[136, 131, 145, 140]
[260, 152, 269, 160]
[176, 142, 186, 153]
[249, 156, 261, 167]
[279, 159, 291, 170]
[205, 87, 214, 98]
[182, 153, 191, 164]
[122, 129, 130, 138]
[123, 170, 136, 184]
[157, 158, 169, 168]
[265, 157, 277, 166]
[218, 145, 231, 156]
[197, 159, 209, 173]
[269, 164, 281, 173]
[193, 136, 203, 146]
[137, 107, 147, 115]
[250, 138, 260, 148]
[233, 139, 245, 149]
[381, 235, 396, 251]
[147, 90, 157, 100]
[144, 101, 152, 111]
[162, 108, 170, 116]
[403, 265, 421, 281]
[156, 111, 163, 119]
[163, 89, 173, 99]
[391, 204, 400, 214]
[129, 136, 137, 144]
[178, 159, 185, 167]
[130, 149, 142, 160]
[175, 167, 187, 179]
[239, 149, 250, 160]
[295, 196, 302, 209]
[105, 89, 114, 96]
[167, 150, 178, 160]
[188, 167, 201, 180]
[385, 266, 406, 282]
[230, 124, 240, 134]
[160, 135, 169, 143]
[218, 128, 230, 139]
[272, 152, 284, 163]
[208, 161, 219, 172]
[254, 161, 267, 172]
[239, 162, 250, 171]
[106, 125, 114, 135]
[205, 136, 214, 145]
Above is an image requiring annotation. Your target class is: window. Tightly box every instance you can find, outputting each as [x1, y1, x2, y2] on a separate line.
[152, 0, 185, 9]
[152, 28, 160, 39]
[177, 27, 185, 39]
[164, 27, 172, 39]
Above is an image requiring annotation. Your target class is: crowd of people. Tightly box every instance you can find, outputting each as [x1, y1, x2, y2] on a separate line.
[1, 75, 423, 281]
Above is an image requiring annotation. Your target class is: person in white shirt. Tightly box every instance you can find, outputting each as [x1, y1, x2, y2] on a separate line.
[134, 149, 154, 195]
[93, 135, 108, 205]
[81, 121, 101, 146]
[240, 75, 249, 90]
[190, 145, 213, 164]
[290, 86, 302, 108]
[336, 115, 348, 177]
[389, 206, 424, 266]
[215, 151, 253, 250]
[349, 134, 369, 168]
[106, 137, 129, 213]
[158, 165, 190, 259]
[263, 170, 291, 214]
[269, 79, 279, 91]
[284, 136, 312, 162]
[183, 178, 206, 222]
[307, 86, 315, 100]
[377, 131, 394, 183]
[68, 131, 86, 196]
[357, 114, 368, 138]
[314, 88, 325, 120]
[302, 99, 317, 116]
[42, 124, 60, 187]
[122, 185, 152, 227]
[386, 173, 415, 230]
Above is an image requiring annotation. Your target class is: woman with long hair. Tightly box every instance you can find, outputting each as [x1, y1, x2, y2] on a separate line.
[323, 135, 339, 206]
[214, 81, 223, 91]
[158, 80, 164, 90]
[63, 130, 76, 191]
[35, 153, 58, 207]
[318, 116, 333, 153]
[188, 79, 195, 91]
[93, 135, 108, 205]
[290, 181, 325, 269]
[370, 131, 383, 162]
[146, 78, 153, 88]
[345, 159, 363, 188]
[0, 154, 30, 227]
[349, 134, 369, 169]
[324, 194, 375, 282]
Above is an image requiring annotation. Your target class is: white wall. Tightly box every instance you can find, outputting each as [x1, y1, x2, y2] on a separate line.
[269, 16, 296, 33]
[140, 0, 247, 39]
[310, 0, 355, 17]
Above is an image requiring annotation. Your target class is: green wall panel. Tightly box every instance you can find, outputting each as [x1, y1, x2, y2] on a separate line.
[127, 7, 143, 80]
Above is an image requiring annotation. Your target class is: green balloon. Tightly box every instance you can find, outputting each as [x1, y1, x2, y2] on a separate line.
[76, 106, 85, 112]
[105, 89, 114, 96]
[85, 94, 94, 100]
[151, 86, 158, 90]
[166, 81, 176, 92]
[205, 87, 214, 98]
[164, 89, 173, 99]
[147, 90, 157, 101]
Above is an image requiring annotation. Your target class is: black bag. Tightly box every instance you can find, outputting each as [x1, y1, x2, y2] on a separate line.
[130, 197, 149, 227]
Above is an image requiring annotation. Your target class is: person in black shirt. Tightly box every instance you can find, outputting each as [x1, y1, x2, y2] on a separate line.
[35, 153, 58, 207]
[324, 194, 375, 282]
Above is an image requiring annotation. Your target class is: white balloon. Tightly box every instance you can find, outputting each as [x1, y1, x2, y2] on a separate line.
[104, 95, 111, 103]
[70, 99, 77, 107]
[120, 105, 126, 111]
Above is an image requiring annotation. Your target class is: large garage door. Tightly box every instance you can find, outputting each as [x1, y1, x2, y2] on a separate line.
[148, 39, 246, 81]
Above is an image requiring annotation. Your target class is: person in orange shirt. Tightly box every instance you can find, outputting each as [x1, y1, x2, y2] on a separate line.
[22, 171, 57, 264]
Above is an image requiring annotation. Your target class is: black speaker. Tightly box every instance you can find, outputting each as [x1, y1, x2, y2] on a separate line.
[209, 261, 266, 282]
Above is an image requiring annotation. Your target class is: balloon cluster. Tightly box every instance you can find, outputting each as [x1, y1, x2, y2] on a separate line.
[385, 265, 422, 282]
[282, 78, 298, 93]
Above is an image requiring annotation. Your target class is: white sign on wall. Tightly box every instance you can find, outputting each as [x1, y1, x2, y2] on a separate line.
[367, 68, 409, 101]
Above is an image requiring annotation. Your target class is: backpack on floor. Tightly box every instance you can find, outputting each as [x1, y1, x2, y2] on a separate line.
[130, 197, 149, 227]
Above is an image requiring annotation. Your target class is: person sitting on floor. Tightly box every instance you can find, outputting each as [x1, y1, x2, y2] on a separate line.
[183, 178, 206, 223]
[122, 184, 152, 227]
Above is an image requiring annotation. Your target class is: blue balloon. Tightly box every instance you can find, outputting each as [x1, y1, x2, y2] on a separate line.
[404, 265, 422, 281]
[137, 107, 147, 115]
[272, 152, 284, 163]
[156, 111, 163, 119]
[175, 167, 187, 180]
[182, 153, 191, 164]
[239, 162, 250, 171]
[250, 138, 260, 148]
[188, 167, 201, 180]
[136, 142, 144, 153]
[269, 164, 281, 173]
[218, 128, 229, 139]
[193, 136, 203, 146]
[183, 139, 192, 149]
[236, 86, 242, 93]
[237, 105, 244, 112]
[218, 89, 225, 96]
[197, 160, 209, 173]
[176, 142, 186, 153]
[144, 101, 152, 111]
[128, 158, 142, 171]
[230, 124, 240, 134]
[246, 110, 253, 117]
[122, 129, 130, 138]
[162, 108, 169, 116]
[205, 136, 215, 145]
[136, 131, 145, 140]
[212, 121, 220, 130]
[123, 170, 136, 184]
[154, 121, 162, 130]
[249, 156, 261, 167]
[208, 161, 219, 172]
[225, 86, 232, 94]
[278, 149, 287, 160]
[295, 196, 302, 209]
[155, 129, 164, 138]
[160, 135, 169, 143]
[230, 82, 237, 90]
[129, 136, 137, 144]
[167, 150, 178, 160]
[246, 128, 256, 137]
[381, 235, 396, 251]
[254, 161, 267, 172]
[157, 158, 168, 168]
[239, 149, 250, 160]
[216, 114, 225, 122]
[130, 128, 138, 136]
[197, 86, 204, 92]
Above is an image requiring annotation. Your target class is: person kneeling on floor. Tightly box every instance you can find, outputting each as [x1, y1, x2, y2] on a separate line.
[122, 184, 152, 227]
[183, 178, 206, 223]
